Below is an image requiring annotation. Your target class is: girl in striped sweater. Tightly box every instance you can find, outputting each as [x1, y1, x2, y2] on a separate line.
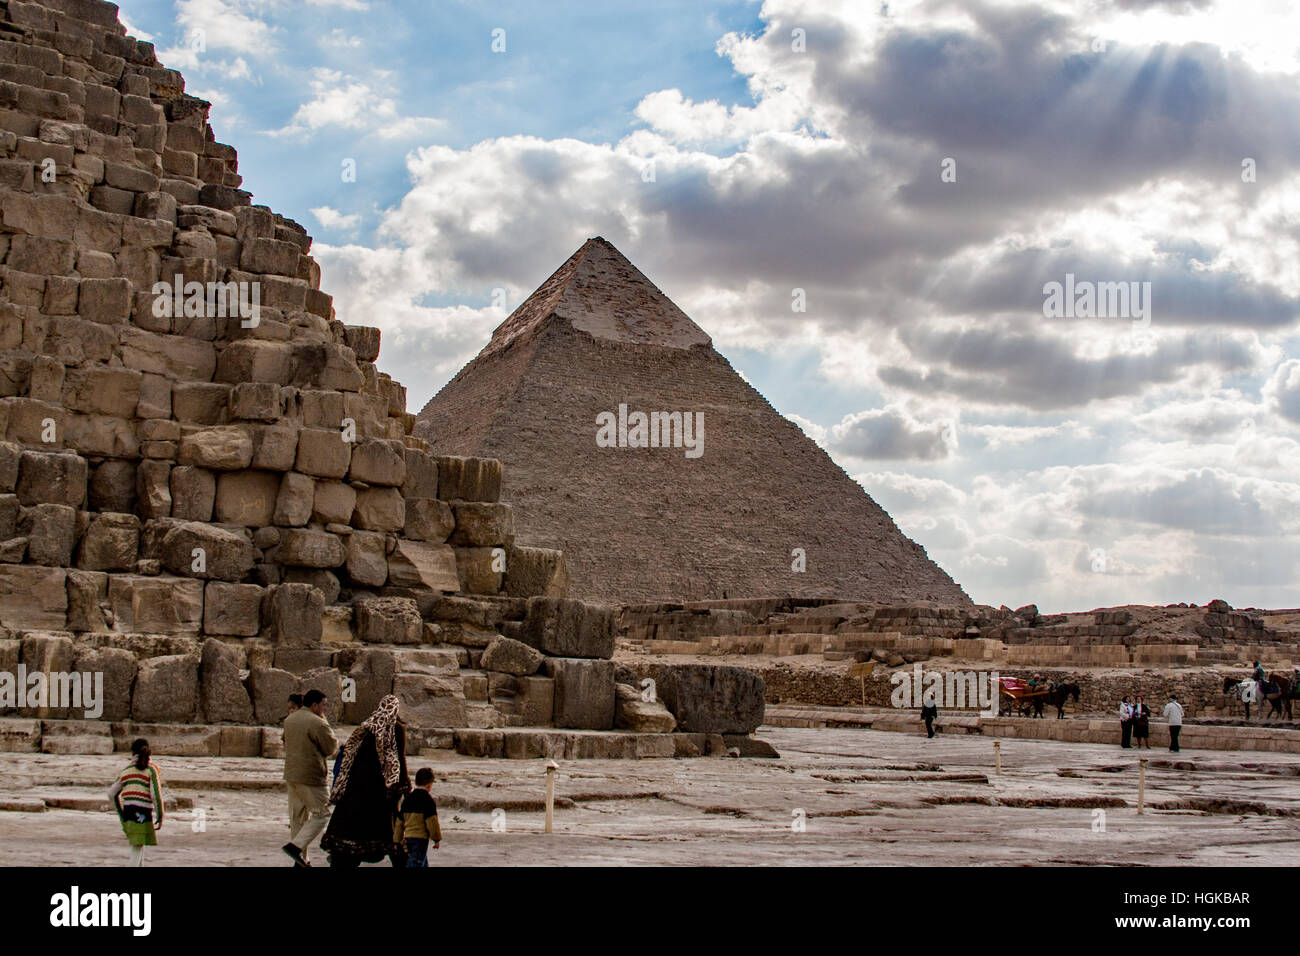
[107, 738, 165, 866]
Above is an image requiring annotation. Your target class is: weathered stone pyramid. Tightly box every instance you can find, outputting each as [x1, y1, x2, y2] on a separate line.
[417, 238, 970, 606]
[0, 1, 772, 760]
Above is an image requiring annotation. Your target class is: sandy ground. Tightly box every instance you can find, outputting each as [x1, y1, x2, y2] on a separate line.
[1, 727, 1298, 866]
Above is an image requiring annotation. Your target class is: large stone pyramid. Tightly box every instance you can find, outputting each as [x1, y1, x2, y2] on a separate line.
[417, 238, 970, 606]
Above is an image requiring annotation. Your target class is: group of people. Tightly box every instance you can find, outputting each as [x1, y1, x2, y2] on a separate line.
[281, 690, 443, 867]
[1119, 694, 1183, 751]
[107, 692, 444, 867]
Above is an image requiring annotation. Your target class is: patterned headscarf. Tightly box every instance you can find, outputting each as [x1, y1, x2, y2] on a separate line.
[330, 695, 403, 803]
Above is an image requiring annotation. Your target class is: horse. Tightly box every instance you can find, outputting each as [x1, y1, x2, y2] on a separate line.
[1222, 676, 1259, 720]
[1266, 673, 1295, 720]
[1043, 681, 1080, 719]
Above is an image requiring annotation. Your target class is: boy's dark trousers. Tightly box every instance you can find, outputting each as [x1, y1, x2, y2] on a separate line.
[1121, 720, 1132, 748]
[1168, 726, 1181, 752]
[404, 838, 429, 867]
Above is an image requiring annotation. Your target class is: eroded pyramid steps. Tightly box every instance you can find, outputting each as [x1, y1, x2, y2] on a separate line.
[0, 0, 650, 751]
[416, 237, 970, 606]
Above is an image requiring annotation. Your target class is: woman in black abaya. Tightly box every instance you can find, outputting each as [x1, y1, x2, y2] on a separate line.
[321, 695, 411, 866]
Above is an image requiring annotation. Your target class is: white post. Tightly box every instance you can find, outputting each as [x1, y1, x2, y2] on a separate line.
[1137, 757, 1147, 814]
[544, 760, 558, 834]
[993, 740, 1001, 775]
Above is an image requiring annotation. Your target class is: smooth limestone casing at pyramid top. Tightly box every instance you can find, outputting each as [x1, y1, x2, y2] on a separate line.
[417, 238, 970, 606]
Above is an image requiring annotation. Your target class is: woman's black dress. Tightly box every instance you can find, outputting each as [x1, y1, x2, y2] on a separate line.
[321, 724, 409, 865]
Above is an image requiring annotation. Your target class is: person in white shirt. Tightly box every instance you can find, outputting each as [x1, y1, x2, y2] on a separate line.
[1162, 695, 1184, 752]
[1119, 696, 1133, 749]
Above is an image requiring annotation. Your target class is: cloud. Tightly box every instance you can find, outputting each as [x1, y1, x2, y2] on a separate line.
[829, 405, 955, 461]
[1265, 359, 1300, 424]
[310, 206, 362, 230]
[272, 69, 444, 139]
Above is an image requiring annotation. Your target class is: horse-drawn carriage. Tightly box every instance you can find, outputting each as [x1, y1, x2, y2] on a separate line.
[998, 677, 1080, 718]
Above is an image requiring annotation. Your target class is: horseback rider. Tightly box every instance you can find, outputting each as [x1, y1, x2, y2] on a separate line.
[1253, 660, 1268, 697]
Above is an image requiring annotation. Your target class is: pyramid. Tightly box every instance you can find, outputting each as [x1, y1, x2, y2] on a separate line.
[417, 238, 970, 606]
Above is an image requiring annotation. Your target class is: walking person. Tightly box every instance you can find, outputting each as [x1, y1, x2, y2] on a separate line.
[321, 695, 411, 867]
[108, 738, 164, 867]
[1119, 696, 1133, 748]
[282, 689, 338, 867]
[1132, 695, 1151, 749]
[1163, 694, 1184, 752]
[399, 767, 443, 867]
[920, 698, 938, 738]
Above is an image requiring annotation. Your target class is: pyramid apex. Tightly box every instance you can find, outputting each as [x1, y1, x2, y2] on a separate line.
[485, 239, 711, 355]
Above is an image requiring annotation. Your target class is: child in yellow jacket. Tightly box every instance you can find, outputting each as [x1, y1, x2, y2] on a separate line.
[398, 767, 442, 867]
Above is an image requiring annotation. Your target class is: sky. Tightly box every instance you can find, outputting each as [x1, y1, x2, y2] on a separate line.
[116, 0, 1300, 613]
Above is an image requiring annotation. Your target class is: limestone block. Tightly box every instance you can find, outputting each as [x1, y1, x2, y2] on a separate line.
[20, 503, 76, 566]
[213, 469, 279, 526]
[322, 604, 353, 643]
[273, 471, 313, 526]
[266, 582, 324, 646]
[250, 425, 297, 471]
[230, 382, 280, 421]
[168, 465, 214, 521]
[387, 540, 459, 593]
[435, 456, 501, 502]
[277, 528, 344, 568]
[16, 450, 86, 506]
[72, 645, 135, 721]
[246, 666, 299, 724]
[108, 575, 204, 635]
[295, 427, 350, 478]
[401, 449, 437, 499]
[63, 366, 141, 417]
[352, 486, 404, 531]
[215, 339, 294, 384]
[347, 438, 406, 486]
[76, 511, 139, 571]
[503, 546, 569, 598]
[517, 676, 555, 726]
[132, 654, 199, 723]
[343, 325, 380, 362]
[178, 425, 253, 470]
[618, 663, 765, 735]
[615, 683, 677, 733]
[136, 459, 171, 518]
[18, 632, 75, 718]
[0, 565, 67, 630]
[403, 497, 453, 542]
[203, 581, 262, 637]
[392, 672, 466, 729]
[312, 480, 355, 525]
[355, 597, 421, 645]
[200, 638, 254, 723]
[449, 502, 514, 547]
[158, 521, 256, 581]
[454, 547, 502, 594]
[171, 382, 231, 424]
[520, 597, 616, 659]
[480, 636, 544, 677]
[65, 569, 110, 632]
[543, 658, 615, 730]
[345, 530, 387, 587]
